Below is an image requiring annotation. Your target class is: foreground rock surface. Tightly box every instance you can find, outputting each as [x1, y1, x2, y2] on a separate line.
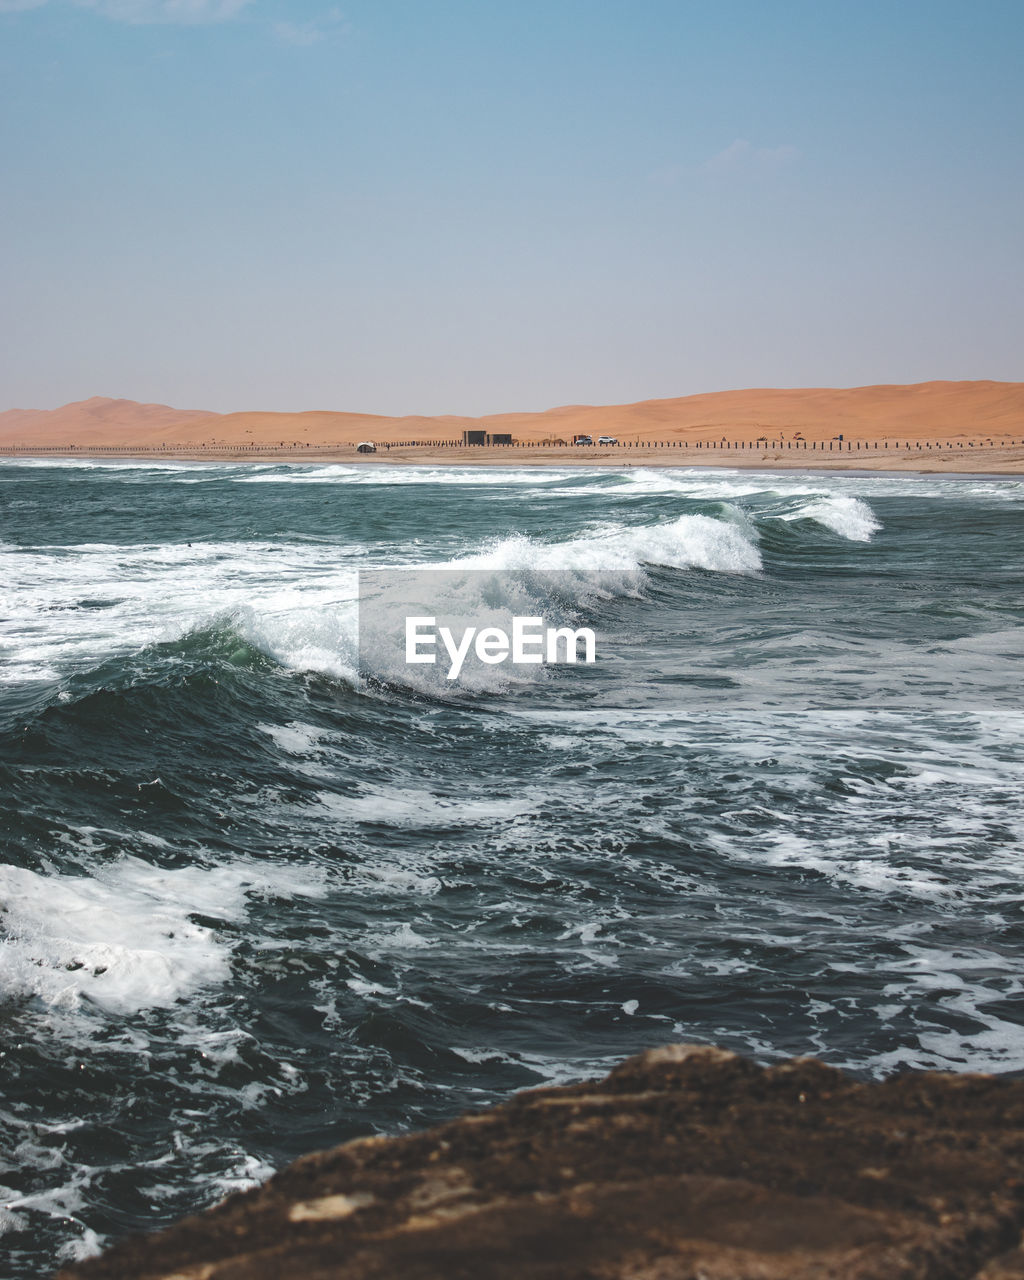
[57, 1044, 1024, 1280]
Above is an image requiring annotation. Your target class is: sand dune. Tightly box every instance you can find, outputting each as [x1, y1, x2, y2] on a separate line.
[1, 383, 1022, 463]
[0, 395, 217, 444]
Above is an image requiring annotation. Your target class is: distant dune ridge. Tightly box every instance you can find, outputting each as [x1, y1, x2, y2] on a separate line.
[1, 382, 1022, 449]
[0, 395, 217, 445]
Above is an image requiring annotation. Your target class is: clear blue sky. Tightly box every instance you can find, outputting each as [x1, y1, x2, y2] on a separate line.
[1, 0, 1022, 415]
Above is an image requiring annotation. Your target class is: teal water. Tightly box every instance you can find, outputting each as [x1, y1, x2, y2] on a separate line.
[1, 459, 1023, 1274]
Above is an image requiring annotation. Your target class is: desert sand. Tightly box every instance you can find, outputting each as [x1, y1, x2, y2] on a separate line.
[2, 381, 1023, 472]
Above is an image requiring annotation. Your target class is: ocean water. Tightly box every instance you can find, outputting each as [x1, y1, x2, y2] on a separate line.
[1, 458, 1023, 1275]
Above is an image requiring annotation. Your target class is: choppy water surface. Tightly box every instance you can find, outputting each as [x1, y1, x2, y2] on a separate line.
[1, 458, 1022, 1274]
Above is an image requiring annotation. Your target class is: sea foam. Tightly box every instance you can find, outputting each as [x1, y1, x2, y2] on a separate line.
[781, 495, 882, 541]
[0, 856, 329, 1017]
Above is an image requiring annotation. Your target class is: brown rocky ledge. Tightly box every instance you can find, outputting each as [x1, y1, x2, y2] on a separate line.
[56, 1044, 1024, 1280]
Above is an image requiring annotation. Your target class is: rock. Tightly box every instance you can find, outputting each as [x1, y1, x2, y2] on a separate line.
[55, 1044, 1024, 1279]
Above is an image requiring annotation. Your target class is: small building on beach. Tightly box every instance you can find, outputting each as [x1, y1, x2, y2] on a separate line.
[462, 430, 515, 445]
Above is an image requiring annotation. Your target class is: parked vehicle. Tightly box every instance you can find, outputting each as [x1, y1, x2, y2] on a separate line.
[597, 436, 618, 445]
[574, 435, 595, 445]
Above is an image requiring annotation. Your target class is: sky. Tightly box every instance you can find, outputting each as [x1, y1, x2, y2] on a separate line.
[1, 0, 1022, 416]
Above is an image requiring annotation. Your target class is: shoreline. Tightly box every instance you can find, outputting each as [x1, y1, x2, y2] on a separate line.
[3, 443, 1024, 474]
[4, 383, 1022, 475]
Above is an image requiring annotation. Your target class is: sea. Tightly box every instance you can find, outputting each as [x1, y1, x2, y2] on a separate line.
[1, 457, 1022, 1276]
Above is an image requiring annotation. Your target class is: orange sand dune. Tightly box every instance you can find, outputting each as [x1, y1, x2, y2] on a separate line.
[1, 382, 1022, 456]
[144, 380, 1024, 447]
[470, 381, 1024, 444]
[0, 396, 216, 445]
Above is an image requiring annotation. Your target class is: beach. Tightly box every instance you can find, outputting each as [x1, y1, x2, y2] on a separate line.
[4, 0, 1023, 1272]
[2, 380, 1023, 473]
